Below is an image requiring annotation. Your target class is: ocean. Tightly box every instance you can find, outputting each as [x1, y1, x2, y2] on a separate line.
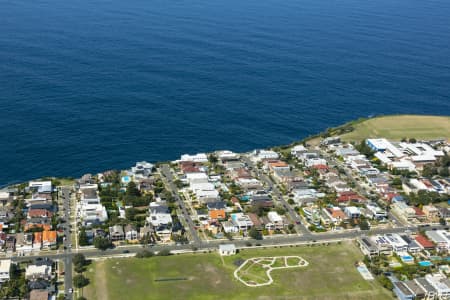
[1, 0, 449, 186]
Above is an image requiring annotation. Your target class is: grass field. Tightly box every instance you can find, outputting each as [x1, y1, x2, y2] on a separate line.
[84, 242, 393, 300]
[340, 115, 450, 142]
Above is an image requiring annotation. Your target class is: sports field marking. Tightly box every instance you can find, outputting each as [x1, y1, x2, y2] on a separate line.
[234, 256, 309, 287]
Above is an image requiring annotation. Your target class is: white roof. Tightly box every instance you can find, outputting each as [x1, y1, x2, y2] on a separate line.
[268, 211, 283, 222]
[180, 153, 208, 163]
[186, 172, 208, 179]
[345, 206, 361, 214]
[219, 244, 236, 251]
[25, 264, 51, 277]
[0, 259, 11, 272]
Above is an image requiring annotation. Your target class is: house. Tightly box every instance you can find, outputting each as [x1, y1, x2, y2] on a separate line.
[383, 233, 409, 253]
[77, 184, 108, 226]
[25, 264, 52, 281]
[337, 191, 365, 204]
[5, 235, 16, 252]
[207, 201, 226, 211]
[0, 259, 11, 283]
[29, 290, 49, 300]
[27, 209, 53, 220]
[109, 225, 124, 241]
[247, 213, 263, 230]
[422, 205, 440, 221]
[393, 280, 423, 300]
[42, 230, 57, 249]
[424, 274, 450, 299]
[291, 145, 308, 157]
[148, 202, 172, 227]
[221, 221, 238, 234]
[131, 161, 154, 178]
[230, 213, 253, 231]
[251, 194, 274, 208]
[218, 244, 236, 256]
[33, 232, 43, 249]
[252, 150, 279, 162]
[267, 211, 284, 230]
[125, 224, 138, 241]
[425, 230, 450, 252]
[344, 206, 361, 219]
[209, 209, 226, 220]
[415, 235, 435, 250]
[179, 153, 208, 163]
[358, 236, 379, 257]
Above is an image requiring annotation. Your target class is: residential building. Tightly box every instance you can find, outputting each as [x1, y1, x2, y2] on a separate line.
[179, 153, 208, 163]
[125, 224, 138, 241]
[77, 184, 108, 226]
[42, 230, 57, 249]
[148, 202, 172, 227]
[0, 259, 11, 283]
[218, 244, 236, 256]
[230, 213, 253, 231]
[109, 225, 124, 241]
[344, 206, 361, 219]
[25, 264, 52, 281]
[267, 211, 284, 230]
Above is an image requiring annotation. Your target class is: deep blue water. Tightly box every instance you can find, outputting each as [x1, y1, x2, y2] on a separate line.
[1, 0, 450, 186]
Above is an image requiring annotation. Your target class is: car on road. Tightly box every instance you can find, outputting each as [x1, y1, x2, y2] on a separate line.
[295, 221, 301, 224]
[123, 250, 130, 253]
[68, 288, 73, 293]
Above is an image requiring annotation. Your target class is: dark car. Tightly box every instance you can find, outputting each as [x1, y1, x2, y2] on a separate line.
[123, 250, 130, 253]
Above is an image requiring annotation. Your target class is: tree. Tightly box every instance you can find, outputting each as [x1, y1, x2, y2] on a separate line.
[93, 236, 112, 251]
[126, 181, 141, 197]
[208, 154, 218, 165]
[249, 228, 263, 240]
[73, 274, 89, 288]
[135, 250, 154, 258]
[157, 248, 171, 256]
[408, 138, 417, 143]
[359, 219, 370, 230]
[73, 253, 88, 273]
[79, 228, 89, 246]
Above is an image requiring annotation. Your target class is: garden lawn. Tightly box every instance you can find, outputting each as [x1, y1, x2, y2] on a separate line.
[84, 242, 393, 300]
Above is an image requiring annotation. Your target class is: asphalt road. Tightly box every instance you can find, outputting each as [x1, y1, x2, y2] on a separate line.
[242, 156, 310, 236]
[160, 165, 202, 245]
[8, 224, 446, 264]
[61, 187, 73, 300]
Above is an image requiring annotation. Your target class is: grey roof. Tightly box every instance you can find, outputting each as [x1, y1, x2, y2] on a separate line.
[207, 201, 226, 210]
[416, 278, 436, 293]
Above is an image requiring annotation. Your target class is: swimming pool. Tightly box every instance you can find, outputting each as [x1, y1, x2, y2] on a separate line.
[401, 255, 414, 263]
[418, 261, 432, 267]
[121, 175, 131, 183]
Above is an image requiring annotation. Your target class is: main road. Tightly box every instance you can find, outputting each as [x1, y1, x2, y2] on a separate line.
[7, 224, 446, 264]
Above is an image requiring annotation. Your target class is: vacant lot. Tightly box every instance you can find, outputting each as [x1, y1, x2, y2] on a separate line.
[340, 115, 450, 142]
[84, 242, 393, 300]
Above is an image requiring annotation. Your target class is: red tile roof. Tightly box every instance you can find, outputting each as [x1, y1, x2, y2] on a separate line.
[415, 235, 434, 249]
[413, 207, 426, 216]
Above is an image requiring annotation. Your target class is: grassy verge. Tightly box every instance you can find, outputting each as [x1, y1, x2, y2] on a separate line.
[339, 115, 450, 142]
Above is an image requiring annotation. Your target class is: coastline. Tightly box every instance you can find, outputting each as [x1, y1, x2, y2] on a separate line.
[2, 114, 449, 189]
